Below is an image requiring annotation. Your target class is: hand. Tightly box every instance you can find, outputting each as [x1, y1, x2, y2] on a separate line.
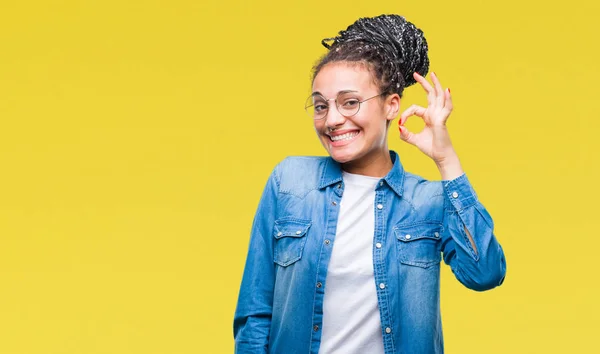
[398, 72, 457, 165]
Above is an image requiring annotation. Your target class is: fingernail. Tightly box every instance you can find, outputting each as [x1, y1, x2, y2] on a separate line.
[448, 88, 451, 93]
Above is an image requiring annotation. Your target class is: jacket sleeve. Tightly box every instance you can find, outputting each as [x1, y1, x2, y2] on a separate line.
[233, 166, 280, 353]
[440, 173, 507, 291]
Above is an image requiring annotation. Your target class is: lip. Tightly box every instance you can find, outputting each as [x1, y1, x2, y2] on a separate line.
[327, 129, 360, 138]
[327, 130, 361, 147]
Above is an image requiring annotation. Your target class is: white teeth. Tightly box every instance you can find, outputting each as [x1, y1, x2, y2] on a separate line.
[331, 132, 359, 142]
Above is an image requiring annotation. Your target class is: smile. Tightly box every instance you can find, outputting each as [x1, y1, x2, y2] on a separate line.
[330, 131, 359, 142]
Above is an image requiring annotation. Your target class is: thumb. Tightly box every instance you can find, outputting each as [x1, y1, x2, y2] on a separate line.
[398, 124, 416, 145]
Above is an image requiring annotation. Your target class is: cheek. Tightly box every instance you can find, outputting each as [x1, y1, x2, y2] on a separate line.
[358, 114, 388, 139]
[356, 110, 384, 131]
[313, 120, 325, 133]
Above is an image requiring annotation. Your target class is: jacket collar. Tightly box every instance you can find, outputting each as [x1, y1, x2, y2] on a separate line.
[319, 150, 405, 197]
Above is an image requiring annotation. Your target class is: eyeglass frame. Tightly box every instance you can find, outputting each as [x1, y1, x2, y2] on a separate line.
[304, 91, 386, 120]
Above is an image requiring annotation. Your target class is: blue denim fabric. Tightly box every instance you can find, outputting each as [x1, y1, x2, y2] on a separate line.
[234, 151, 506, 354]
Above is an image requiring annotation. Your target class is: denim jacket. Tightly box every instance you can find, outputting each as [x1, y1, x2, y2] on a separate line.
[234, 151, 506, 354]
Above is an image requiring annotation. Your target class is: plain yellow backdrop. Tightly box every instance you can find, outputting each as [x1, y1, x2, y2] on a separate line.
[1, 0, 599, 353]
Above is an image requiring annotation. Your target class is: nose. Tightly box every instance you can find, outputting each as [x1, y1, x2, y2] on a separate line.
[324, 103, 346, 129]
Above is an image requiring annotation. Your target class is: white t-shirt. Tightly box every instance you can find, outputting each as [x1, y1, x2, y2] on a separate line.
[319, 171, 384, 354]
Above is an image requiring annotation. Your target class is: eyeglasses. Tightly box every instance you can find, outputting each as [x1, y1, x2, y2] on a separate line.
[304, 92, 384, 120]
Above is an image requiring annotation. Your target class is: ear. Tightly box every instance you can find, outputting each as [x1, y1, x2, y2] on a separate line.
[385, 93, 401, 121]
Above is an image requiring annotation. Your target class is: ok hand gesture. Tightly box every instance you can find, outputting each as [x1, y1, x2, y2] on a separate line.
[398, 72, 458, 166]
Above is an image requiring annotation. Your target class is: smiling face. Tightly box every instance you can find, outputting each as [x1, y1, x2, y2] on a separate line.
[311, 62, 400, 174]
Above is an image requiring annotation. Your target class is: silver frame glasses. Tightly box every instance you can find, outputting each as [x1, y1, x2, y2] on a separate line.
[304, 92, 384, 120]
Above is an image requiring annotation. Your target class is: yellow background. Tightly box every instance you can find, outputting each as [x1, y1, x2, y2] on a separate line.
[1, 0, 598, 353]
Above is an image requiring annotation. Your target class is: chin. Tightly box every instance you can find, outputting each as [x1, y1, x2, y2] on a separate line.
[327, 147, 363, 164]
[320, 135, 366, 164]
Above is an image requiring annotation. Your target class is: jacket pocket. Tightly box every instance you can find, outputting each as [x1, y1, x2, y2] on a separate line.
[394, 221, 443, 269]
[273, 218, 311, 267]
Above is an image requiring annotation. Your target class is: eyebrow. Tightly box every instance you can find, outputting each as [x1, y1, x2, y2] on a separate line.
[311, 90, 359, 97]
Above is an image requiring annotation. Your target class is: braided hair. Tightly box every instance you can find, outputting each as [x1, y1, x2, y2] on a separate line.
[313, 14, 429, 97]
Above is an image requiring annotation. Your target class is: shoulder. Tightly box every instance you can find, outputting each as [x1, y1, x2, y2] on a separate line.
[276, 155, 329, 172]
[397, 170, 446, 220]
[272, 155, 329, 196]
[402, 170, 444, 199]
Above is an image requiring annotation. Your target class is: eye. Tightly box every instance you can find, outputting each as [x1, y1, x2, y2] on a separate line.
[314, 103, 328, 113]
[341, 99, 360, 108]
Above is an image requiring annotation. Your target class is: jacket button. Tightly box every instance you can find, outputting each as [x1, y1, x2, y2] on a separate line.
[452, 191, 459, 198]
[385, 327, 392, 334]
[316, 282, 322, 288]
[313, 325, 319, 331]
[405, 234, 411, 240]
[376, 242, 382, 249]
[332, 201, 337, 206]
[377, 204, 383, 210]
[324, 239, 331, 245]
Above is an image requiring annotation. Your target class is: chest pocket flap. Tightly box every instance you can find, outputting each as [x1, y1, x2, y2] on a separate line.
[394, 221, 443, 268]
[273, 219, 311, 267]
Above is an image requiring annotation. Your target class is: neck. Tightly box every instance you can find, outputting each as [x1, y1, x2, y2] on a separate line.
[341, 149, 393, 177]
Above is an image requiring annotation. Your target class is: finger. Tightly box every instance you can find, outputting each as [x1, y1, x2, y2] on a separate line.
[398, 125, 416, 144]
[413, 72, 434, 94]
[413, 72, 435, 105]
[399, 104, 427, 125]
[430, 72, 445, 107]
[441, 88, 454, 118]
[413, 72, 435, 107]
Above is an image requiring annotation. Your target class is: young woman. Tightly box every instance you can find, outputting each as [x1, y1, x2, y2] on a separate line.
[233, 14, 506, 354]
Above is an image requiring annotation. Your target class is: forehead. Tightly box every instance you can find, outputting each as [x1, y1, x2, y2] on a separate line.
[312, 62, 377, 97]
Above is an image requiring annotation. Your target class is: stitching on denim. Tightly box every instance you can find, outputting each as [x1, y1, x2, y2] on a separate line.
[273, 219, 311, 266]
[393, 220, 443, 229]
[308, 186, 335, 352]
[274, 217, 312, 225]
[273, 167, 281, 189]
[279, 186, 318, 199]
[273, 233, 309, 267]
[455, 195, 477, 211]
[394, 219, 443, 268]
[378, 196, 396, 353]
[309, 231, 325, 348]
[399, 259, 442, 269]
[309, 244, 323, 351]
[398, 196, 417, 212]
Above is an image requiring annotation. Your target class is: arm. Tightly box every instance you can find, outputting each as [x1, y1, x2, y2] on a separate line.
[439, 161, 506, 291]
[398, 72, 506, 291]
[233, 167, 279, 353]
